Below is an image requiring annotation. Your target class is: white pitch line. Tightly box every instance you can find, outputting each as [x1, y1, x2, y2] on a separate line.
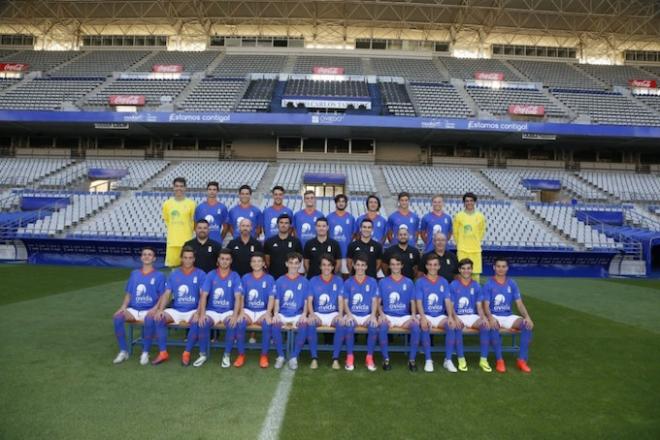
[258, 368, 296, 440]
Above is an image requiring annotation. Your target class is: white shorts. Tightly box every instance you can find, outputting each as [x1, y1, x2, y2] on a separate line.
[277, 314, 302, 327]
[205, 310, 234, 325]
[244, 309, 269, 324]
[315, 312, 338, 327]
[423, 314, 448, 328]
[125, 308, 149, 321]
[458, 314, 481, 328]
[383, 314, 413, 328]
[494, 314, 522, 329]
[340, 259, 349, 274]
[164, 308, 196, 324]
[352, 315, 374, 327]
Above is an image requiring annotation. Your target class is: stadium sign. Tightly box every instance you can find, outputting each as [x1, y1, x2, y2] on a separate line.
[312, 66, 345, 75]
[0, 63, 29, 72]
[475, 71, 504, 81]
[509, 104, 545, 116]
[108, 95, 146, 106]
[152, 64, 183, 73]
[629, 79, 657, 88]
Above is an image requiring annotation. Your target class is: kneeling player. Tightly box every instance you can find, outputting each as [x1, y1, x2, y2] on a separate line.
[308, 254, 344, 370]
[415, 253, 458, 373]
[481, 258, 534, 373]
[241, 252, 276, 368]
[199, 249, 244, 368]
[272, 252, 309, 370]
[112, 247, 166, 365]
[377, 255, 420, 372]
[152, 246, 206, 366]
[449, 258, 491, 372]
[341, 253, 380, 371]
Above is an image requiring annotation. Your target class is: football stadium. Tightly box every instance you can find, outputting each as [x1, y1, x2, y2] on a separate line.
[0, 0, 659, 438]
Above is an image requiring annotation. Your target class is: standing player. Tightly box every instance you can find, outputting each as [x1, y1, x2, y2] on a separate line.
[387, 192, 419, 247]
[377, 255, 420, 372]
[293, 190, 324, 247]
[303, 217, 341, 279]
[354, 195, 387, 244]
[262, 186, 294, 240]
[228, 185, 262, 240]
[327, 194, 355, 275]
[112, 247, 166, 365]
[347, 218, 382, 279]
[240, 252, 276, 368]
[198, 249, 245, 368]
[227, 218, 263, 276]
[453, 192, 486, 282]
[162, 177, 196, 267]
[307, 255, 344, 369]
[341, 254, 380, 371]
[194, 181, 228, 243]
[414, 254, 457, 373]
[481, 258, 534, 373]
[152, 247, 206, 366]
[264, 214, 303, 279]
[420, 195, 452, 253]
[449, 258, 491, 373]
[272, 253, 310, 370]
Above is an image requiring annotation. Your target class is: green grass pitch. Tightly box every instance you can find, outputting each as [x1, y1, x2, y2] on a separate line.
[0, 265, 659, 439]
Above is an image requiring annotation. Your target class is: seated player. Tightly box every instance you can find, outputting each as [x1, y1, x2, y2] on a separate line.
[377, 255, 420, 372]
[198, 249, 244, 368]
[414, 253, 458, 373]
[481, 258, 534, 373]
[240, 252, 276, 368]
[341, 253, 380, 371]
[307, 254, 344, 370]
[112, 247, 166, 365]
[272, 252, 310, 370]
[152, 247, 207, 366]
[449, 258, 491, 373]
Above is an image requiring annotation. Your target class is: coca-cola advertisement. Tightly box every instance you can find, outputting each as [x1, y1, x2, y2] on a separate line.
[0, 63, 29, 72]
[475, 71, 504, 81]
[312, 66, 345, 75]
[629, 79, 657, 88]
[108, 95, 146, 106]
[152, 64, 184, 73]
[508, 104, 545, 116]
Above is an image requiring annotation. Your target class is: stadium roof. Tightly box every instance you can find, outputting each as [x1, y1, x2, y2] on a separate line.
[1, 0, 658, 39]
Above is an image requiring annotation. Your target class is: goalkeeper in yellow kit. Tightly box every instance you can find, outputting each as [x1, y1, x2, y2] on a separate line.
[162, 177, 196, 267]
[453, 192, 486, 281]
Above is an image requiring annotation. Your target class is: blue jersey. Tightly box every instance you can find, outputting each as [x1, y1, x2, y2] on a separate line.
[388, 210, 420, 245]
[202, 270, 243, 313]
[482, 277, 521, 317]
[275, 274, 309, 317]
[262, 205, 294, 240]
[294, 208, 324, 247]
[327, 211, 355, 258]
[166, 268, 206, 312]
[195, 201, 228, 242]
[378, 275, 415, 317]
[354, 213, 387, 244]
[420, 211, 453, 253]
[343, 276, 379, 317]
[450, 279, 482, 315]
[415, 276, 450, 317]
[228, 204, 262, 239]
[241, 272, 276, 312]
[125, 269, 166, 311]
[309, 274, 343, 314]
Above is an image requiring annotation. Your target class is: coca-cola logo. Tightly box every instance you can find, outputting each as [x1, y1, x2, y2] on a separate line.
[152, 64, 183, 73]
[508, 104, 544, 116]
[629, 79, 656, 88]
[109, 95, 145, 106]
[0, 63, 29, 72]
[475, 71, 504, 81]
[312, 66, 345, 75]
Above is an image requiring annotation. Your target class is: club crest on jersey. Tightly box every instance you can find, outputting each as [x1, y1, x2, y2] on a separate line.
[365, 285, 370, 292]
[193, 277, 198, 284]
[228, 280, 232, 288]
[470, 288, 474, 295]
[288, 242, 292, 248]
[332, 283, 337, 291]
[262, 281, 267, 289]
[507, 286, 512, 293]
[297, 283, 302, 290]
[150, 278, 155, 285]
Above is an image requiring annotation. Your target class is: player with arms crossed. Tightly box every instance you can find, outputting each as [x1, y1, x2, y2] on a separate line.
[162, 177, 196, 267]
[194, 181, 228, 242]
[453, 192, 486, 282]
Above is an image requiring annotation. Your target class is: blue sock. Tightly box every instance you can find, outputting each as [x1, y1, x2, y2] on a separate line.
[520, 327, 532, 361]
[479, 328, 490, 358]
[491, 329, 503, 360]
[332, 326, 344, 359]
[156, 318, 168, 352]
[198, 319, 211, 355]
[308, 323, 318, 358]
[272, 323, 285, 358]
[236, 320, 247, 355]
[185, 323, 199, 353]
[260, 322, 271, 355]
[291, 324, 307, 358]
[445, 327, 455, 361]
[421, 330, 431, 361]
[409, 322, 420, 362]
[378, 323, 389, 360]
[345, 324, 355, 355]
[113, 314, 127, 352]
[142, 316, 156, 353]
[455, 328, 464, 358]
[367, 325, 378, 355]
[224, 320, 236, 355]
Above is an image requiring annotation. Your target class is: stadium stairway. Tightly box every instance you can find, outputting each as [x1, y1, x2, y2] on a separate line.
[572, 173, 621, 202]
[204, 51, 226, 74]
[450, 79, 486, 118]
[431, 57, 452, 81]
[372, 166, 397, 214]
[173, 73, 207, 110]
[142, 161, 175, 190]
[254, 162, 279, 205]
[499, 60, 530, 81]
[568, 63, 608, 89]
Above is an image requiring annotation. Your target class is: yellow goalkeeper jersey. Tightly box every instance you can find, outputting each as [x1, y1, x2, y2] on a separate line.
[162, 197, 196, 246]
[453, 210, 487, 253]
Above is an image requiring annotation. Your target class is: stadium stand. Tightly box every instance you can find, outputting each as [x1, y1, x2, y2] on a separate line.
[508, 60, 605, 89]
[576, 64, 654, 88]
[236, 78, 276, 112]
[369, 58, 446, 82]
[0, 78, 18, 91]
[577, 171, 660, 201]
[85, 78, 189, 108]
[439, 57, 524, 81]
[0, 50, 79, 72]
[0, 49, 18, 59]
[154, 161, 268, 190]
[131, 50, 220, 72]
[38, 160, 169, 189]
[465, 86, 568, 118]
[272, 162, 376, 193]
[634, 94, 660, 113]
[0, 77, 105, 110]
[382, 166, 492, 197]
[179, 78, 244, 111]
[408, 82, 475, 118]
[293, 55, 364, 75]
[51, 50, 151, 77]
[0, 158, 73, 187]
[379, 81, 416, 116]
[284, 79, 369, 97]
[211, 55, 288, 76]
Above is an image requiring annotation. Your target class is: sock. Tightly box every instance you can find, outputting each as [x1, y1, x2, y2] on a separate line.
[421, 330, 431, 361]
[408, 321, 420, 362]
[491, 329, 503, 360]
[366, 324, 378, 355]
[444, 326, 455, 360]
[236, 320, 247, 355]
[113, 314, 127, 352]
[479, 327, 490, 358]
[198, 319, 211, 355]
[272, 322, 285, 358]
[520, 326, 532, 361]
[156, 318, 169, 352]
[345, 324, 355, 355]
[308, 323, 318, 359]
[455, 328, 464, 358]
[184, 323, 199, 353]
[260, 322, 271, 355]
[332, 325, 344, 359]
[224, 320, 236, 356]
[291, 323, 307, 358]
[378, 322, 389, 360]
[142, 316, 156, 353]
